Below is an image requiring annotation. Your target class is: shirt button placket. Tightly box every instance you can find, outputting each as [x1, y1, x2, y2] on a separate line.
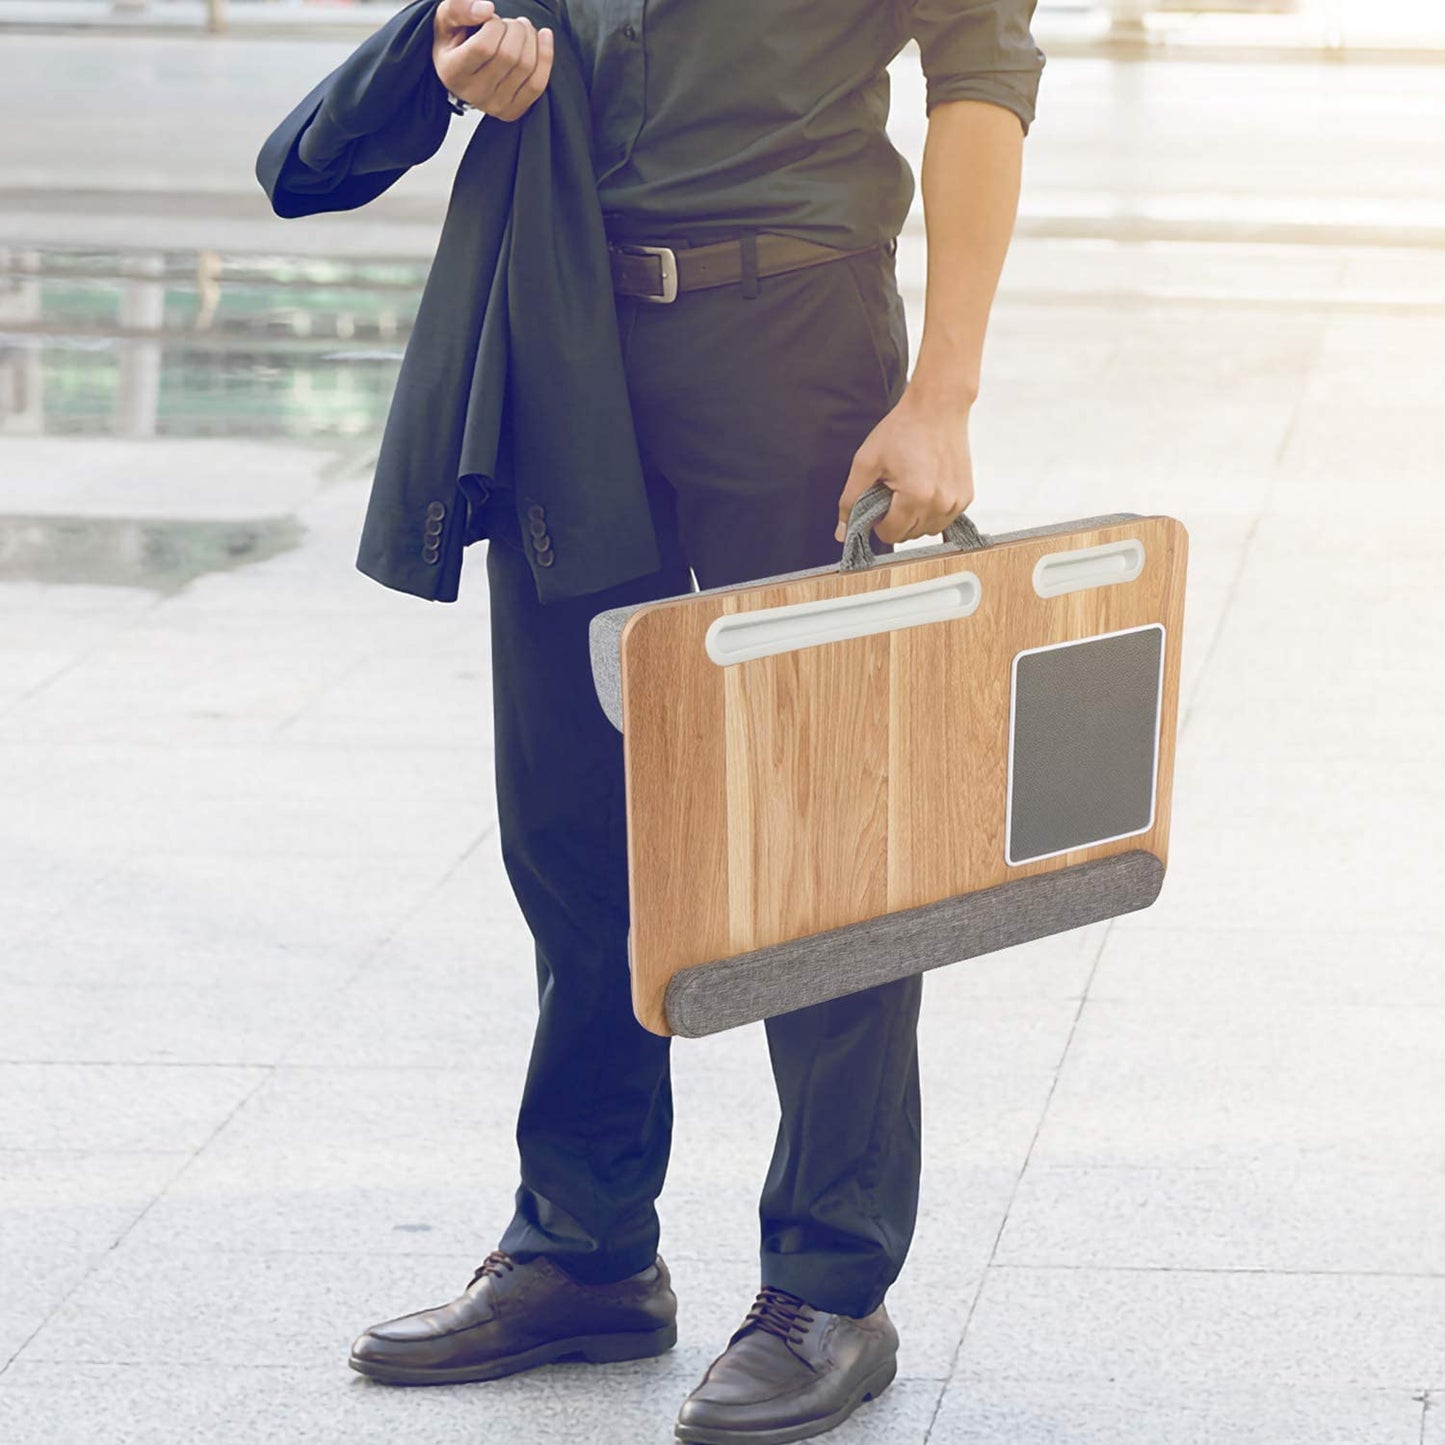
[617, 5, 645, 166]
[593, 3, 646, 179]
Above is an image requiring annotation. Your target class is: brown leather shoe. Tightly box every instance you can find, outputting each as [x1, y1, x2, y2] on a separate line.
[674, 1286, 898, 1443]
[348, 1250, 677, 1385]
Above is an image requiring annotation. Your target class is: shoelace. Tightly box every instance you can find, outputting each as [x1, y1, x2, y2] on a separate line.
[736, 1285, 816, 1348]
[469, 1249, 517, 1287]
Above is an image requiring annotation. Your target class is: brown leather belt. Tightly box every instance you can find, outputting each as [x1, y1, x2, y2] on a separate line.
[607, 232, 884, 303]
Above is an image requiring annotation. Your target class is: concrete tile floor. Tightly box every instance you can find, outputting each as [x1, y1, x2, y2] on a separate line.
[2, 296, 1439, 1443]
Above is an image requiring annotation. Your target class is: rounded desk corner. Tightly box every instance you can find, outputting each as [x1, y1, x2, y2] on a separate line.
[1147, 512, 1190, 563]
[617, 600, 652, 649]
[627, 929, 674, 1038]
[616, 600, 665, 684]
[613, 607, 650, 735]
[632, 989, 674, 1039]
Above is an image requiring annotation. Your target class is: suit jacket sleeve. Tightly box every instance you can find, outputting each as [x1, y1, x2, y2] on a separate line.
[255, 0, 455, 218]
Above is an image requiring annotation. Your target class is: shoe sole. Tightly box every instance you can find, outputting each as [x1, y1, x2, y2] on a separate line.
[348, 1321, 678, 1386]
[673, 1354, 898, 1445]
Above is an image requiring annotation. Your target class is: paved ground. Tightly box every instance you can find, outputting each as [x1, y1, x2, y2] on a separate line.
[2, 21, 1445, 1445]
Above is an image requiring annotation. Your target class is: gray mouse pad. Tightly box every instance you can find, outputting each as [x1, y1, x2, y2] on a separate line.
[1007, 624, 1165, 865]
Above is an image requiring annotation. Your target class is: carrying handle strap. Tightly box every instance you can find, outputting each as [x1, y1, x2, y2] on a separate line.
[838, 479, 988, 572]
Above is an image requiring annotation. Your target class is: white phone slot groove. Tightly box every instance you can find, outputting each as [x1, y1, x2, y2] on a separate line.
[1032, 538, 1145, 599]
[704, 572, 982, 666]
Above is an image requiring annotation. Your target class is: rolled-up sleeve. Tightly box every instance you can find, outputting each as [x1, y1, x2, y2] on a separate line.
[906, 0, 1046, 132]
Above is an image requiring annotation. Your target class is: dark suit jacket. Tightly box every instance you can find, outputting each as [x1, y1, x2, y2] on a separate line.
[254, 0, 662, 605]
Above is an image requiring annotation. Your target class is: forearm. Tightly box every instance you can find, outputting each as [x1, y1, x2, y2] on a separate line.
[908, 98, 1024, 410]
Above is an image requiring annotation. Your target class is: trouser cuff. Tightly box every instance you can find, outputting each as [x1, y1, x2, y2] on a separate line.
[759, 1252, 894, 1320]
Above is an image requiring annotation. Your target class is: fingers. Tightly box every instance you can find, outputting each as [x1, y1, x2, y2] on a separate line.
[834, 452, 881, 543]
[519, 23, 555, 105]
[835, 476, 955, 548]
[449, 14, 551, 119]
[836, 412, 975, 547]
[452, 15, 525, 83]
[834, 453, 926, 545]
[873, 493, 927, 545]
[436, 0, 494, 38]
[835, 468, 926, 547]
[938, 503, 974, 540]
[485, 16, 545, 116]
[890, 498, 967, 543]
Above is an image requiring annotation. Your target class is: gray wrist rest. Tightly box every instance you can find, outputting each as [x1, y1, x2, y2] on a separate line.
[651, 849, 1163, 1037]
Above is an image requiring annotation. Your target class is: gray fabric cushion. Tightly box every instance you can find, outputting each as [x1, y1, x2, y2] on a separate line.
[656, 849, 1164, 1037]
[589, 513, 1143, 732]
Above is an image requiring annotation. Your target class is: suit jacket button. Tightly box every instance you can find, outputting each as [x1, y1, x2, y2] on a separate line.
[425, 520, 443, 539]
[535, 550, 555, 567]
[423, 543, 440, 564]
[526, 504, 545, 522]
[426, 501, 446, 521]
[533, 532, 552, 552]
[527, 518, 548, 539]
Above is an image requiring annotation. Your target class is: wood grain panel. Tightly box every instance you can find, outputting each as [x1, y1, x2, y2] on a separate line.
[619, 516, 1188, 1034]
[722, 608, 891, 953]
[620, 598, 730, 1026]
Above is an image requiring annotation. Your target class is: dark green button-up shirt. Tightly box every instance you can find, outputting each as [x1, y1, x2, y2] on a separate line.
[564, 0, 1045, 251]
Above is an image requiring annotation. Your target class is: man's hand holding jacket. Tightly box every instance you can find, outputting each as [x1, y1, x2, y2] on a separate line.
[255, 0, 662, 606]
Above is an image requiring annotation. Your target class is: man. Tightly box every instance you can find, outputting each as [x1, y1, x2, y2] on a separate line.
[348, 2, 1043, 1440]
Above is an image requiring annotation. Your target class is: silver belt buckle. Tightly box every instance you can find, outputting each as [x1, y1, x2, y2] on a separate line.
[615, 243, 679, 303]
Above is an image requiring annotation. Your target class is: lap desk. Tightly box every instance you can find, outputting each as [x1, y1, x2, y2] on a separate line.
[589, 482, 1188, 1038]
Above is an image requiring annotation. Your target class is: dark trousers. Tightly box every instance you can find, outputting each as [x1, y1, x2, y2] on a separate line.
[486, 235, 922, 1319]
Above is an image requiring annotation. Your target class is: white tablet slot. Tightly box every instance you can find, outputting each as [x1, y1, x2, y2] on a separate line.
[1033, 538, 1145, 599]
[705, 571, 981, 665]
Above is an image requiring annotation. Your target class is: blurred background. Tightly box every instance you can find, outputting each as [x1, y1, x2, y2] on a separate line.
[2, 4, 1443, 1443]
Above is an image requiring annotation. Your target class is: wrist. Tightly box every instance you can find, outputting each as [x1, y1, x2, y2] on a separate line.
[905, 369, 979, 412]
[907, 341, 980, 409]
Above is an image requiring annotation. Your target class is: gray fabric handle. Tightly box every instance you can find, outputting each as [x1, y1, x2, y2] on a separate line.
[839, 479, 988, 571]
